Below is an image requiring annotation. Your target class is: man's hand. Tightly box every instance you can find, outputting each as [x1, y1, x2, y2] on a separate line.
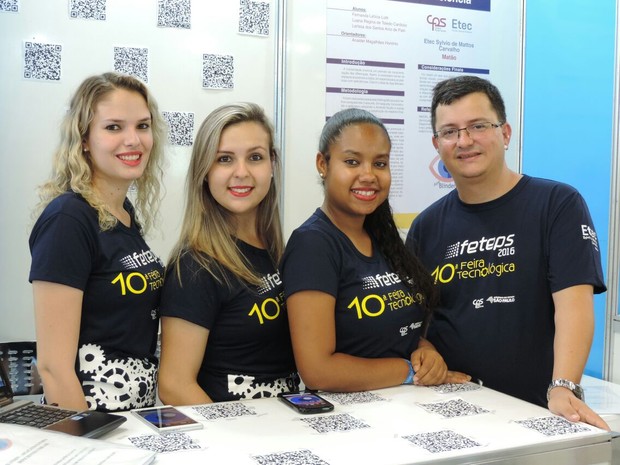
[548, 387, 610, 431]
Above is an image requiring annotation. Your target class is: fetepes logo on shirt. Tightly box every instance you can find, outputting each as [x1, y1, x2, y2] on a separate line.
[119, 249, 163, 269]
[444, 234, 515, 259]
[256, 272, 282, 295]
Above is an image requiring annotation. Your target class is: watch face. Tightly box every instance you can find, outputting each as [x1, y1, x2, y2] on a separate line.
[574, 385, 585, 401]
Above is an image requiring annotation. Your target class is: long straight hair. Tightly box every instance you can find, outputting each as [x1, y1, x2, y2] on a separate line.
[169, 102, 283, 287]
[34, 72, 166, 233]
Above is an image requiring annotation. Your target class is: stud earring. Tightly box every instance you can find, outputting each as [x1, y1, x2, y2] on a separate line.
[319, 172, 325, 178]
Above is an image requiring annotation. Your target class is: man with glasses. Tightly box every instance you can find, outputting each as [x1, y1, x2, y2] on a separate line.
[405, 75, 608, 429]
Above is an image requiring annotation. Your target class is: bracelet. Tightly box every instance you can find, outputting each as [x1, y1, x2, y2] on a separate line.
[402, 359, 415, 385]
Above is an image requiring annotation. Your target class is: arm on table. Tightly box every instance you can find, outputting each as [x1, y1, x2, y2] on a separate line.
[288, 290, 457, 391]
[412, 338, 470, 385]
[33, 280, 88, 411]
[158, 316, 213, 406]
[549, 284, 609, 430]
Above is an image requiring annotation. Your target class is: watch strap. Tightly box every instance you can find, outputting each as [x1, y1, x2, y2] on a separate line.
[547, 378, 585, 402]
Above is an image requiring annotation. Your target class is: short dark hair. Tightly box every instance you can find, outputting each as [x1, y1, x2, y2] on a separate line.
[431, 76, 506, 131]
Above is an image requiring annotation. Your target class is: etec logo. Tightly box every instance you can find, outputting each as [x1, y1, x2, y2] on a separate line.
[427, 15, 446, 30]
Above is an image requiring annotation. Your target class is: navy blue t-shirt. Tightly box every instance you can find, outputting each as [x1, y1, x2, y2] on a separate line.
[406, 176, 605, 406]
[29, 192, 164, 411]
[160, 241, 297, 402]
[282, 209, 426, 360]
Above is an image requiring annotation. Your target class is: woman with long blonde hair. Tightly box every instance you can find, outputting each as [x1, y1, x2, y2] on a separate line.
[158, 102, 297, 404]
[29, 72, 166, 411]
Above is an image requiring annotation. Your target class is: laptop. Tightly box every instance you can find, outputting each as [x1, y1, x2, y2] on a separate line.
[0, 362, 126, 438]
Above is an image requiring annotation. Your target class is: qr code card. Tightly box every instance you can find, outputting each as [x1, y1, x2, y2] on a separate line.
[402, 430, 482, 453]
[514, 416, 591, 436]
[251, 449, 330, 465]
[163, 111, 194, 146]
[321, 391, 386, 405]
[300, 413, 370, 434]
[114, 46, 149, 82]
[192, 402, 256, 420]
[417, 398, 490, 418]
[239, 0, 270, 36]
[0, 0, 19, 13]
[157, 0, 191, 29]
[128, 432, 202, 453]
[202, 53, 234, 89]
[23, 42, 62, 81]
[429, 382, 483, 394]
[69, 0, 106, 20]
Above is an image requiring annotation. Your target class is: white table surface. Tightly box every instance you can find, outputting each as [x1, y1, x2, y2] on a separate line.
[582, 374, 620, 432]
[100, 382, 613, 465]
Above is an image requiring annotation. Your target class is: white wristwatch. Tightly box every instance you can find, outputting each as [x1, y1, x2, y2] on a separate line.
[546, 378, 585, 402]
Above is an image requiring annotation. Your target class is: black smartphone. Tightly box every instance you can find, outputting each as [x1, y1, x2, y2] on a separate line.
[131, 405, 204, 433]
[278, 392, 334, 414]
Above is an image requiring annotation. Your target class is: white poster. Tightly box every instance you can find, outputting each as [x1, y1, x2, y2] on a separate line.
[326, 0, 523, 228]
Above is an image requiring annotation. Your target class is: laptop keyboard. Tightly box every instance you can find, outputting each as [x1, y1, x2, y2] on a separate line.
[0, 403, 76, 428]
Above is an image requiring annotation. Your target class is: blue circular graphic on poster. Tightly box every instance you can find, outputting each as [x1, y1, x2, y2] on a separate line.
[438, 160, 452, 179]
[0, 438, 12, 451]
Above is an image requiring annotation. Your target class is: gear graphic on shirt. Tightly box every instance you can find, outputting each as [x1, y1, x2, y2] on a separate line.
[78, 344, 105, 373]
[78, 344, 156, 410]
[227, 374, 288, 399]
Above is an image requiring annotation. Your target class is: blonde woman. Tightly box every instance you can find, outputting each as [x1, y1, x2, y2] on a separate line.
[29, 72, 166, 412]
[158, 103, 297, 404]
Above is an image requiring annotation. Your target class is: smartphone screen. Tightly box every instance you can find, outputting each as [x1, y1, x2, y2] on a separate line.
[278, 393, 334, 414]
[132, 406, 203, 433]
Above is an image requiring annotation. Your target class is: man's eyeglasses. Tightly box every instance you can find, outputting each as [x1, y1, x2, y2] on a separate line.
[433, 122, 504, 142]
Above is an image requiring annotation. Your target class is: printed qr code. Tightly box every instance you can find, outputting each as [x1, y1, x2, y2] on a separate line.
[251, 449, 330, 465]
[0, 0, 19, 13]
[321, 391, 386, 405]
[402, 430, 481, 453]
[163, 111, 194, 146]
[192, 402, 256, 420]
[128, 432, 201, 453]
[429, 382, 482, 394]
[24, 42, 62, 81]
[69, 0, 106, 20]
[514, 416, 590, 436]
[157, 0, 190, 29]
[301, 413, 370, 434]
[114, 47, 148, 83]
[203, 54, 234, 89]
[239, 0, 270, 36]
[417, 398, 489, 418]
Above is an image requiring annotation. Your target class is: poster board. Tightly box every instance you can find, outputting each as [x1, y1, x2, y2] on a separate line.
[282, 0, 524, 235]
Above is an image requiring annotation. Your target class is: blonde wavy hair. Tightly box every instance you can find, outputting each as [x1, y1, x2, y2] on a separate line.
[34, 72, 166, 234]
[169, 102, 283, 287]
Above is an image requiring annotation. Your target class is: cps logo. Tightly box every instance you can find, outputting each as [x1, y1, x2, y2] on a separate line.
[472, 298, 484, 309]
[427, 15, 446, 30]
